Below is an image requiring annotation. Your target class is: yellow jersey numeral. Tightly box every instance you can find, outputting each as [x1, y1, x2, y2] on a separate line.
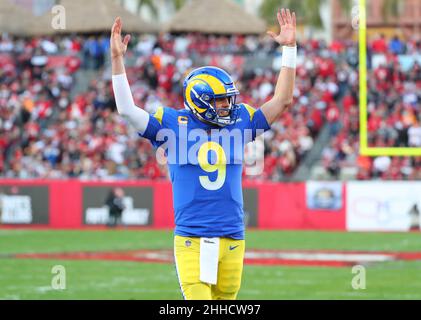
[197, 142, 227, 191]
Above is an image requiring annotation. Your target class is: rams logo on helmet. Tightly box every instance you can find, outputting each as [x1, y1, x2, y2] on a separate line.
[183, 66, 240, 126]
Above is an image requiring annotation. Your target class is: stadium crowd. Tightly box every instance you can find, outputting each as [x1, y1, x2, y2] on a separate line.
[0, 33, 419, 180]
[367, 35, 421, 149]
[320, 34, 421, 180]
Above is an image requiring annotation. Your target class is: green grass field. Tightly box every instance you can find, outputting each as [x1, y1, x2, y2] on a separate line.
[1, 229, 421, 300]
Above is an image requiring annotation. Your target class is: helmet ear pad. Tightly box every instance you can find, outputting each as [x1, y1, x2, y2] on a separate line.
[185, 79, 214, 112]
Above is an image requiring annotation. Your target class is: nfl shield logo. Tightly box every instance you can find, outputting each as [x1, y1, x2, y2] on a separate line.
[185, 240, 192, 247]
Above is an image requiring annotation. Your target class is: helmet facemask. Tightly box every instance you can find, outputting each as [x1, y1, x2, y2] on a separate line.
[196, 90, 240, 126]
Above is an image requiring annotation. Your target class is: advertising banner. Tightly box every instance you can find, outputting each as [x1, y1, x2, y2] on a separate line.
[0, 185, 49, 224]
[306, 181, 343, 210]
[243, 187, 258, 227]
[82, 186, 154, 226]
[346, 182, 421, 231]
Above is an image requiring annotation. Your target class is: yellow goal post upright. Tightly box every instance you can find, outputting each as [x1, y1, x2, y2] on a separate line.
[358, 0, 421, 156]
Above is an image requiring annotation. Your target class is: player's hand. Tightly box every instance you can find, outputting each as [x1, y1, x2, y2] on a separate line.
[267, 8, 296, 47]
[110, 17, 131, 59]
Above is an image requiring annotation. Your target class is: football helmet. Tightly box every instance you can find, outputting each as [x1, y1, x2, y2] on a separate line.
[183, 66, 240, 126]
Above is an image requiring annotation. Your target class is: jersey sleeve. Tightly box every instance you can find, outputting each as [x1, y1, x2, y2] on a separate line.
[241, 103, 271, 141]
[138, 106, 167, 148]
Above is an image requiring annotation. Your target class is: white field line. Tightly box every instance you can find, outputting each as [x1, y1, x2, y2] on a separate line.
[134, 250, 397, 263]
[244, 251, 395, 262]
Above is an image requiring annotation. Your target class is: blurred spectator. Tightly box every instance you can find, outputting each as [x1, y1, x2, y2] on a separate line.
[389, 36, 404, 55]
[408, 121, 421, 147]
[372, 34, 388, 53]
[321, 34, 420, 180]
[105, 187, 125, 227]
[1, 32, 419, 181]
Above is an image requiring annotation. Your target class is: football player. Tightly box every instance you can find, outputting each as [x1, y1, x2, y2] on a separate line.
[110, 8, 296, 300]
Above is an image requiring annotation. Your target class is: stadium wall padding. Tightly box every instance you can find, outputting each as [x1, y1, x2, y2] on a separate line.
[0, 180, 347, 230]
[256, 182, 346, 230]
[50, 181, 82, 228]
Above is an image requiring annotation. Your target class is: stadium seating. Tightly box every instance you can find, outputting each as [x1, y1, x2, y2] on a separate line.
[1, 33, 419, 180]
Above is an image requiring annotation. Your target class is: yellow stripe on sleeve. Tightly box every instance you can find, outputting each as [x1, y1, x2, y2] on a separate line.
[243, 104, 256, 121]
[153, 106, 164, 125]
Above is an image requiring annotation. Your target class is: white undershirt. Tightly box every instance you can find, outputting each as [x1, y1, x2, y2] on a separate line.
[112, 73, 150, 134]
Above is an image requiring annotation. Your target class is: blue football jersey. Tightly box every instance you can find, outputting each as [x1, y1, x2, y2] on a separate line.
[139, 103, 270, 239]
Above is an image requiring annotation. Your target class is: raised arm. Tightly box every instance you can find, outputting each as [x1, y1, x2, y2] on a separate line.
[260, 8, 297, 125]
[111, 17, 149, 133]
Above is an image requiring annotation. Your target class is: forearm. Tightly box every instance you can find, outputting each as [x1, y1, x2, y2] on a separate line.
[274, 63, 296, 104]
[261, 46, 296, 124]
[112, 71, 149, 133]
[112, 55, 126, 75]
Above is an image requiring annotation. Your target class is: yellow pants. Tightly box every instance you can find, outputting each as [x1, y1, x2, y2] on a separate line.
[174, 235, 245, 300]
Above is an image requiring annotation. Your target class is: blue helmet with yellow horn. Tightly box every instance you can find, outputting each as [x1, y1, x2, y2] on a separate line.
[183, 66, 240, 126]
